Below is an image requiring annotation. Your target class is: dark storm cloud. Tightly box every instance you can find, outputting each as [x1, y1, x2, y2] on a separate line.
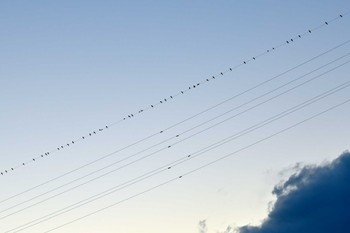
[237, 151, 350, 233]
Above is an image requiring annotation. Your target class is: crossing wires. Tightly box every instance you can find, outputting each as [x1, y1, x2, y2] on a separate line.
[1, 12, 348, 176]
[0, 40, 348, 207]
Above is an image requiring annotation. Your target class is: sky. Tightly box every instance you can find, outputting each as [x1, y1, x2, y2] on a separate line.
[0, 1, 350, 233]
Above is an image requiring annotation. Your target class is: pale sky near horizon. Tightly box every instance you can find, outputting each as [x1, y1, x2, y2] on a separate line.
[1, 1, 350, 233]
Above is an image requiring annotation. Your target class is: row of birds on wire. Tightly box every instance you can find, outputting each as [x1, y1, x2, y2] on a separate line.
[1, 11, 349, 233]
[0, 13, 347, 176]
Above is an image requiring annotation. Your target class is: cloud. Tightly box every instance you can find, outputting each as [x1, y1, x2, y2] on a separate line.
[198, 220, 207, 233]
[236, 151, 350, 233]
[219, 225, 234, 233]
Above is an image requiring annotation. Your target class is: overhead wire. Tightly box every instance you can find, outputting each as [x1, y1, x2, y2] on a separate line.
[5, 79, 350, 233]
[44, 98, 350, 233]
[2, 55, 349, 221]
[1, 39, 349, 206]
[10, 84, 350, 233]
[1, 12, 348, 176]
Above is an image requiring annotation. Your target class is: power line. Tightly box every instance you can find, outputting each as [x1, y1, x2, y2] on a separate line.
[1, 39, 348, 206]
[1, 50, 349, 214]
[2, 58, 349, 222]
[1, 12, 348, 176]
[6, 80, 350, 233]
[16, 92, 350, 233]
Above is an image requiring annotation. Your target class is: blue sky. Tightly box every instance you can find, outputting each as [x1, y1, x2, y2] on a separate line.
[0, 1, 350, 232]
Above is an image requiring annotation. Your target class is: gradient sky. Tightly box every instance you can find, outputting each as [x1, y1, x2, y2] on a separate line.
[1, 1, 350, 233]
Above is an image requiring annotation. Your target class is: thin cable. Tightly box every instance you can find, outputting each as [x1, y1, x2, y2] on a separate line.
[42, 97, 350, 233]
[6, 80, 350, 233]
[2, 57, 349, 221]
[1, 12, 348, 176]
[1, 39, 348, 205]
